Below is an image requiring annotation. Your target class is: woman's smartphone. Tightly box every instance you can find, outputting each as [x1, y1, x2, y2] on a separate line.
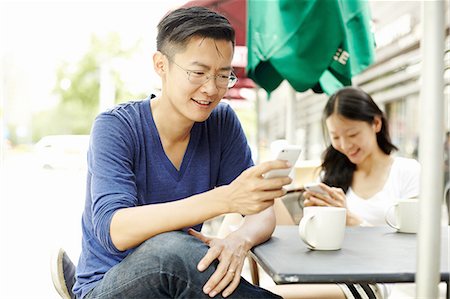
[304, 183, 328, 195]
[264, 146, 302, 179]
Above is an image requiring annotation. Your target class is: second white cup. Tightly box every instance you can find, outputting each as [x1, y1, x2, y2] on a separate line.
[385, 198, 419, 233]
[298, 206, 346, 250]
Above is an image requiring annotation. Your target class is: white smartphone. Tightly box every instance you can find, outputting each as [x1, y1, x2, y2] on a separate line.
[264, 146, 302, 179]
[304, 182, 328, 195]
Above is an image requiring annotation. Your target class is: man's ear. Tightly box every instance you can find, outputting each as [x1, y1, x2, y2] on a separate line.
[153, 51, 166, 76]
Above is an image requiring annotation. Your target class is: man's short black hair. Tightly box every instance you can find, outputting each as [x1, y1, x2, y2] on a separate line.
[157, 6, 235, 57]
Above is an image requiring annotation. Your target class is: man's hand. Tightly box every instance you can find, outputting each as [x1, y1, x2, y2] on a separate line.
[222, 160, 293, 215]
[188, 229, 249, 298]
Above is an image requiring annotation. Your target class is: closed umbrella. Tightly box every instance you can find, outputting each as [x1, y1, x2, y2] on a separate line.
[246, 0, 375, 94]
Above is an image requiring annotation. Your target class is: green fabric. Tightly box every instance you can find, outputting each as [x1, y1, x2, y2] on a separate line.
[246, 0, 375, 95]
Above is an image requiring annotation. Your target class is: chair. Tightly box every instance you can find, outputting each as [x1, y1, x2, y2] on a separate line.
[50, 248, 76, 299]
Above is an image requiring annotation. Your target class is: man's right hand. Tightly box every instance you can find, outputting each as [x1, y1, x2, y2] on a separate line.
[221, 160, 293, 215]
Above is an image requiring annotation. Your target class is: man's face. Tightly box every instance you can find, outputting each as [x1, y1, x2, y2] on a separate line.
[161, 36, 234, 123]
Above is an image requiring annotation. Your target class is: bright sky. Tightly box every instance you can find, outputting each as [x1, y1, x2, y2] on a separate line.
[2, 0, 189, 56]
[0, 0, 187, 115]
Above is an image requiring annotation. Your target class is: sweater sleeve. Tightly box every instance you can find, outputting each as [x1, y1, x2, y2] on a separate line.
[88, 112, 139, 254]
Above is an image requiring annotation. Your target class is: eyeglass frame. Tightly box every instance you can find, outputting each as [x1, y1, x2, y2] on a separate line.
[164, 54, 238, 89]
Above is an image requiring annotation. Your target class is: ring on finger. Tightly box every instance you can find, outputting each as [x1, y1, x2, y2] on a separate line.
[228, 269, 235, 274]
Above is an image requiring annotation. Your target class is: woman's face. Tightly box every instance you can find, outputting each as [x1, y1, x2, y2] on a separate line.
[326, 113, 382, 165]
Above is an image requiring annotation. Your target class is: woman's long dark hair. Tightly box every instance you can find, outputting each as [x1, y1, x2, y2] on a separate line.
[321, 87, 398, 192]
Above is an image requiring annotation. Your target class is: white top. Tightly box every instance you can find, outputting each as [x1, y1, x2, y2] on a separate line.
[346, 157, 421, 226]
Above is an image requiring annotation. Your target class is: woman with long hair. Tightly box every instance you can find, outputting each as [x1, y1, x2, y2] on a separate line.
[271, 87, 420, 299]
[302, 86, 420, 298]
[304, 87, 420, 228]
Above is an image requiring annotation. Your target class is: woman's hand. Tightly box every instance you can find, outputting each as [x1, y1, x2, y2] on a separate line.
[188, 229, 249, 298]
[303, 183, 346, 208]
[303, 183, 363, 226]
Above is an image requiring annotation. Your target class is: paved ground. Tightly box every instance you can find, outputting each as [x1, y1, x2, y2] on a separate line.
[1, 150, 85, 298]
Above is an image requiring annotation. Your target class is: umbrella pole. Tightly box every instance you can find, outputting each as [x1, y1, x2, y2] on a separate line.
[416, 1, 445, 298]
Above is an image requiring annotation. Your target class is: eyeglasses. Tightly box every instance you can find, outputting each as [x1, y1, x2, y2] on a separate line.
[168, 58, 238, 89]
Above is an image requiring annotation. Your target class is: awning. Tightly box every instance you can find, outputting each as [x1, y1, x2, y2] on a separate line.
[183, 0, 246, 46]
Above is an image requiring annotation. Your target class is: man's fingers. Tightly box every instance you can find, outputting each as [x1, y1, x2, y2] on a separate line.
[222, 251, 246, 297]
[198, 246, 221, 272]
[206, 251, 245, 297]
[259, 176, 292, 190]
[252, 160, 291, 177]
[263, 189, 288, 200]
[202, 259, 229, 296]
[222, 267, 242, 297]
[206, 267, 235, 297]
[188, 228, 210, 243]
[225, 251, 242, 277]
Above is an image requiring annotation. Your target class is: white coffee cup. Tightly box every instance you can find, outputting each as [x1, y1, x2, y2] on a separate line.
[385, 198, 419, 233]
[298, 206, 346, 250]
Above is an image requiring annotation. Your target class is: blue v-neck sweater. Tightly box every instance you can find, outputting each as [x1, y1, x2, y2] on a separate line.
[74, 96, 253, 298]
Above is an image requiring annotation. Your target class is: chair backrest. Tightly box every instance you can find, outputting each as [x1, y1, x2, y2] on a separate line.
[280, 190, 305, 225]
[50, 248, 76, 299]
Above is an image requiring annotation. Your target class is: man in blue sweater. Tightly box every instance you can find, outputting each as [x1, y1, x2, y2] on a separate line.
[74, 6, 291, 298]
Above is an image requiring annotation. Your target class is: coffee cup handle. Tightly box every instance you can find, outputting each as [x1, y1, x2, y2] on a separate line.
[299, 214, 315, 249]
[385, 203, 399, 230]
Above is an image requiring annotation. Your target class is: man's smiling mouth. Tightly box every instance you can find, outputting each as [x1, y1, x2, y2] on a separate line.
[192, 98, 212, 106]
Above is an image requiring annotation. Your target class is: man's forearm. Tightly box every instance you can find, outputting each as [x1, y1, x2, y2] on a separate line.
[110, 188, 230, 251]
[229, 206, 276, 251]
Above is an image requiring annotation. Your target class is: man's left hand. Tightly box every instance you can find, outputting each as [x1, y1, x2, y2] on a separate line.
[188, 229, 249, 298]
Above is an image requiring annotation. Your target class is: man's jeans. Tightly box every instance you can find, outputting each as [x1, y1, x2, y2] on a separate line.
[84, 231, 281, 298]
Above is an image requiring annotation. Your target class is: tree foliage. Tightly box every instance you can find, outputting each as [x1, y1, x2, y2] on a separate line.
[32, 33, 143, 142]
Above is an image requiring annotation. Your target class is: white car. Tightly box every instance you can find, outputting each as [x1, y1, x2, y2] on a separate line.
[34, 135, 90, 170]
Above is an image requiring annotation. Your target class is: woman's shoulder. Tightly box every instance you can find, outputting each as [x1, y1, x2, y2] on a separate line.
[389, 156, 420, 198]
[391, 156, 421, 177]
[393, 156, 420, 168]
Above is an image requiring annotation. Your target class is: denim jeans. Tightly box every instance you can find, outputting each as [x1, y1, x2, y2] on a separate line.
[84, 231, 281, 299]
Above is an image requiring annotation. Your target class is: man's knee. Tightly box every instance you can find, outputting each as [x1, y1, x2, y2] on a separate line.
[135, 231, 211, 272]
